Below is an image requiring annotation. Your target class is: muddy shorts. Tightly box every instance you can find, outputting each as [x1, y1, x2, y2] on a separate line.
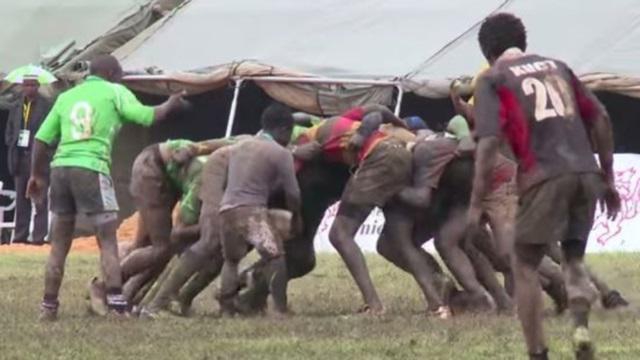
[483, 177, 518, 225]
[220, 206, 279, 261]
[130, 144, 177, 207]
[413, 137, 459, 189]
[341, 139, 412, 207]
[50, 167, 118, 215]
[516, 172, 604, 245]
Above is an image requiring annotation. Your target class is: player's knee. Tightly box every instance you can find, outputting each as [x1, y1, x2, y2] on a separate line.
[88, 212, 118, 228]
[328, 222, 347, 248]
[376, 239, 395, 260]
[330, 202, 367, 246]
[561, 239, 586, 263]
[434, 237, 453, 254]
[293, 252, 316, 278]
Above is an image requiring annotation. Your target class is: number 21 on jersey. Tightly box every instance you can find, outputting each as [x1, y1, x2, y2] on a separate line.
[70, 101, 94, 140]
[521, 75, 575, 121]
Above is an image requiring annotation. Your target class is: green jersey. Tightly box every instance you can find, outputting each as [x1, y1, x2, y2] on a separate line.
[176, 155, 207, 225]
[291, 115, 323, 143]
[36, 76, 155, 175]
[164, 139, 195, 186]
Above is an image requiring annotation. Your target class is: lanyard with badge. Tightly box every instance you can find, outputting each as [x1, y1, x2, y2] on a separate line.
[17, 100, 32, 148]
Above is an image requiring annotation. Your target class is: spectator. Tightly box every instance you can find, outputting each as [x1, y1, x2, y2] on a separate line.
[4, 75, 52, 245]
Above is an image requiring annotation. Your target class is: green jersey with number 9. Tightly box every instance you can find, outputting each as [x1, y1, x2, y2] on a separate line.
[36, 75, 155, 175]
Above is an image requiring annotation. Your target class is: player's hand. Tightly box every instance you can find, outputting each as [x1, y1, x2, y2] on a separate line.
[168, 90, 191, 111]
[26, 176, 46, 205]
[601, 183, 621, 221]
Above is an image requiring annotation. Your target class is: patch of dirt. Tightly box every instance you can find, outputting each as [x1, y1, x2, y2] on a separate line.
[0, 213, 139, 254]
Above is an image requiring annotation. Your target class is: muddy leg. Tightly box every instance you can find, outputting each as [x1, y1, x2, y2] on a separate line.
[329, 202, 382, 312]
[513, 243, 548, 356]
[435, 207, 493, 309]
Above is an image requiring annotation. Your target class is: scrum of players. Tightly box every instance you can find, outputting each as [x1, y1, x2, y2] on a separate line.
[28, 12, 628, 360]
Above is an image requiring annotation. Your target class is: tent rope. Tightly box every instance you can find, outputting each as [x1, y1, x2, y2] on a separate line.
[404, 0, 513, 79]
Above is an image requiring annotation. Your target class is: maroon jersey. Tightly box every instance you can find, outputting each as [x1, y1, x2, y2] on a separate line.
[473, 51, 603, 192]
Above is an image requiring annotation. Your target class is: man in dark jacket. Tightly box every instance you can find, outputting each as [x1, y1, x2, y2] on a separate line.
[4, 76, 52, 245]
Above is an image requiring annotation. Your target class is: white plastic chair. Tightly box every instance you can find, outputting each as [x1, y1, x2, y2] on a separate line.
[0, 181, 17, 244]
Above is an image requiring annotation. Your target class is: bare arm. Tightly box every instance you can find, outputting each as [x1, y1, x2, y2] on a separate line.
[362, 104, 407, 128]
[31, 140, 51, 180]
[152, 91, 189, 124]
[590, 113, 614, 182]
[351, 112, 384, 146]
[291, 140, 322, 162]
[469, 136, 500, 208]
[26, 140, 52, 203]
[193, 138, 235, 156]
[589, 110, 621, 220]
[277, 151, 302, 234]
[280, 161, 301, 214]
[450, 84, 475, 128]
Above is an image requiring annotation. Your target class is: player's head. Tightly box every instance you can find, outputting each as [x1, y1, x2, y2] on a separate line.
[403, 116, 428, 133]
[478, 13, 527, 64]
[90, 55, 124, 83]
[21, 76, 40, 99]
[261, 102, 294, 146]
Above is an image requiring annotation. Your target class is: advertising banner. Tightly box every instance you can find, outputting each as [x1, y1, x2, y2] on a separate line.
[314, 154, 640, 253]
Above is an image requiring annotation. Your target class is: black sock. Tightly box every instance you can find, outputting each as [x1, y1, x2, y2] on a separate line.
[105, 288, 128, 313]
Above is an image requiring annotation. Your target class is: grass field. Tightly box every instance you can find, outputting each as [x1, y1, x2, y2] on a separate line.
[0, 252, 639, 360]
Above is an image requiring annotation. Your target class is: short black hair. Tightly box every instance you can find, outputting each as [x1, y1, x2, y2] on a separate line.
[261, 103, 294, 130]
[89, 54, 121, 75]
[478, 13, 527, 60]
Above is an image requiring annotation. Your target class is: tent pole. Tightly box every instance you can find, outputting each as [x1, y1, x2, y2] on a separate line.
[394, 85, 403, 116]
[226, 79, 243, 137]
[248, 76, 397, 86]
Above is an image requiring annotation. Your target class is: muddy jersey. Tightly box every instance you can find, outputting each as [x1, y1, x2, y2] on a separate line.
[474, 51, 603, 192]
[295, 107, 404, 167]
[219, 134, 299, 212]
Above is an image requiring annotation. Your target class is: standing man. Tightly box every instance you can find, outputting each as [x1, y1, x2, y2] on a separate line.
[27, 55, 187, 321]
[4, 75, 52, 245]
[292, 105, 411, 315]
[469, 13, 620, 360]
[218, 103, 301, 317]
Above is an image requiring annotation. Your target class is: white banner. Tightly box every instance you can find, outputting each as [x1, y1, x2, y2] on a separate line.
[588, 154, 640, 252]
[314, 154, 640, 253]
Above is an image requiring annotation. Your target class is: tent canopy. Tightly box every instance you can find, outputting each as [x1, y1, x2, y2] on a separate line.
[0, 0, 150, 72]
[118, 0, 505, 78]
[113, 0, 640, 101]
[409, 0, 640, 80]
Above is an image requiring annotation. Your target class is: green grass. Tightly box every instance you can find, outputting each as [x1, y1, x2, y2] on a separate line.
[0, 253, 639, 359]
